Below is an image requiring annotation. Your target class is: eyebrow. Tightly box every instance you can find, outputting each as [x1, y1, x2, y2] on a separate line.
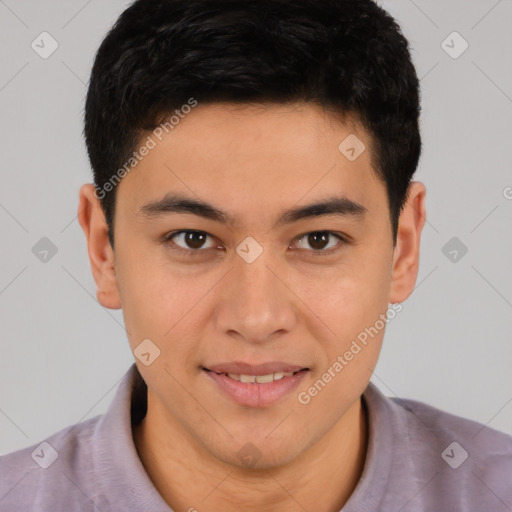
[138, 192, 368, 227]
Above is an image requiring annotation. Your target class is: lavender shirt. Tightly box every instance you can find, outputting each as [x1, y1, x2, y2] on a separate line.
[1, 363, 511, 511]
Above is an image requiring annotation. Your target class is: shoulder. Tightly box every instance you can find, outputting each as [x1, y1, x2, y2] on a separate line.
[388, 391, 512, 508]
[0, 364, 145, 511]
[393, 393, 512, 457]
[357, 383, 512, 510]
[0, 416, 105, 511]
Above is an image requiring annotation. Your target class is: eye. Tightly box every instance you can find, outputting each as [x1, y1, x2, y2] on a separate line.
[164, 230, 218, 254]
[292, 231, 346, 254]
[163, 229, 348, 257]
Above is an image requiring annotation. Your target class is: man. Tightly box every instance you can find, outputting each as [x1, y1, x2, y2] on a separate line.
[1, 0, 511, 510]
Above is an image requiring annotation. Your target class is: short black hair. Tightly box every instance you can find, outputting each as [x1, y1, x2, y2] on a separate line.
[84, 0, 421, 248]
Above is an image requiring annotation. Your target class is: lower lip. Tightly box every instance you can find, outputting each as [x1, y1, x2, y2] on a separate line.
[203, 369, 309, 407]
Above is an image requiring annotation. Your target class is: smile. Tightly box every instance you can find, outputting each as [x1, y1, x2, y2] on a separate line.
[219, 371, 298, 383]
[202, 367, 309, 407]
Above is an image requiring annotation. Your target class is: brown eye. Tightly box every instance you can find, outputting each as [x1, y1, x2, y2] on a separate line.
[293, 231, 345, 253]
[307, 232, 330, 250]
[166, 230, 216, 251]
[183, 231, 208, 249]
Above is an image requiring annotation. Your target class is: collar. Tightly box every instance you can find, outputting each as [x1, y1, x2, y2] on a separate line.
[93, 363, 400, 511]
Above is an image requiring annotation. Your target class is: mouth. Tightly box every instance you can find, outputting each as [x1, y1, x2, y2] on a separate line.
[203, 368, 308, 383]
[202, 364, 310, 407]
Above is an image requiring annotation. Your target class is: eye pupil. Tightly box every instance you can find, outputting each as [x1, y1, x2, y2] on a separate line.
[308, 232, 329, 250]
[186, 231, 206, 249]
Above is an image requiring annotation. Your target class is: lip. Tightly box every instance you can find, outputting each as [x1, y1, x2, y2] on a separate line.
[202, 366, 309, 408]
[205, 361, 307, 376]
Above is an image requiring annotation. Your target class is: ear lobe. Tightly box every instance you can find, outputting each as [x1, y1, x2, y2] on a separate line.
[77, 184, 122, 310]
[389, 181, 427, 304]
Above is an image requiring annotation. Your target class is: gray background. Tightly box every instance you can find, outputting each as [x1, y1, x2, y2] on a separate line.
[0, 0, 511, 454]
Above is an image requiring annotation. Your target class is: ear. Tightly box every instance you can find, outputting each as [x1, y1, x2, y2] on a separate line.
[77, 184, 121, 309]
[389, 181, 427, 303]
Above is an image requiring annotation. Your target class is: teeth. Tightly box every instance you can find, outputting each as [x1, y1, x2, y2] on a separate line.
[256, 374, 274, 383]
[225, 371, 295, 383]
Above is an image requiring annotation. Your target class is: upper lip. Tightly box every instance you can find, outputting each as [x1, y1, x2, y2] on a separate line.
[204, 361, 308, 375]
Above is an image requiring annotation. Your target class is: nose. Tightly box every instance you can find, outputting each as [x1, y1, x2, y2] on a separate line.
[214, 249, 297, 345]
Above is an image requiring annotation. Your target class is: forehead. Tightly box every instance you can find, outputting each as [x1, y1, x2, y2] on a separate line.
[116, 102, 386, 225]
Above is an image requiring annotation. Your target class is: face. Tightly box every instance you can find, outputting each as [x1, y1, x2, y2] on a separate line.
[79, 102, 425, 469]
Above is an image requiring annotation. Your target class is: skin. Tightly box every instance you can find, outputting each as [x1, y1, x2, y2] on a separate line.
[78, 102, 426, 512]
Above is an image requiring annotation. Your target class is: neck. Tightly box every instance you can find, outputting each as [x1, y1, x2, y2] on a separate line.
[133, 393, 368, 512]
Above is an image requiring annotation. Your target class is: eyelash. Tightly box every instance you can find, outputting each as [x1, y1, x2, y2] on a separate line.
[162, 230, 349, 257]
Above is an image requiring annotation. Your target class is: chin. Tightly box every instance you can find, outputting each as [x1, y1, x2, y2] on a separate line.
[211, 437, 304, 471]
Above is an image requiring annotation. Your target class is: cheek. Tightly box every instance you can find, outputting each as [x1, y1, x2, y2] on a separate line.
[115, 246, 184, 342]
[323, 265, 390, 321]
[310, 249, 392, 353]
[116, 248, 216, 371]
